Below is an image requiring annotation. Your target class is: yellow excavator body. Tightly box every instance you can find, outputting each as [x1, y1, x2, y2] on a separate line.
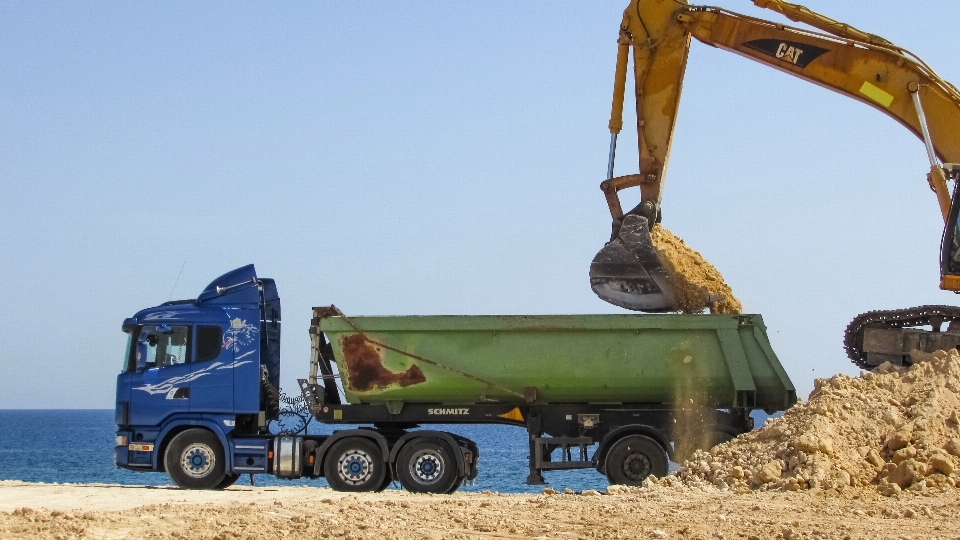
[590, 0, 960, 313]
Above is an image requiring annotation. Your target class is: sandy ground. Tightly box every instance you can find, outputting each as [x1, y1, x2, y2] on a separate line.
[1, 480, 958, 540]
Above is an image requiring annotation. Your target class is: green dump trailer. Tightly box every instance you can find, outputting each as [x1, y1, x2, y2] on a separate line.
[299, 308, 797, 491]
[316, 312, 794, 412]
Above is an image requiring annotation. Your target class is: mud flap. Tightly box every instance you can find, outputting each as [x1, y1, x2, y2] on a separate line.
[589, 214, 677, 312]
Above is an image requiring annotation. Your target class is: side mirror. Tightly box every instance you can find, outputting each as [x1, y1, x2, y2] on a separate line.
[135, 341, 148, 373]
[122, 318, 137, 333]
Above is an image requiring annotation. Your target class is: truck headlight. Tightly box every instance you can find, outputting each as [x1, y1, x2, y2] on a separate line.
[116, 435, 128, 447]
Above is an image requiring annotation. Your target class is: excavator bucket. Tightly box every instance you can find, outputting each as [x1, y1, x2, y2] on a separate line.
[590, 214, 678, 312]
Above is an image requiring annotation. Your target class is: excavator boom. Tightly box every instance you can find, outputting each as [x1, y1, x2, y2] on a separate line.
[590, 0, 960, 312]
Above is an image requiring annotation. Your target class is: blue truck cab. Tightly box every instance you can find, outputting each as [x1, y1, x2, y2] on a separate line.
[115, 264, 482, 493]
[115, 265, 281, 489]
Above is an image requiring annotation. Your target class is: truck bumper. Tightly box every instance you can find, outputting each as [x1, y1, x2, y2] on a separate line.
[115, 431, 156, 471]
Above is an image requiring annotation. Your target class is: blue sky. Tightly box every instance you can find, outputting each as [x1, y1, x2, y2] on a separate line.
[2, 1, 960, 408]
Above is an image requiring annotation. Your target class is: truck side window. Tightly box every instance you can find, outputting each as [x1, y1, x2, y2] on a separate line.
[196, 326, 223, 363]
[141, 326, 192, 369]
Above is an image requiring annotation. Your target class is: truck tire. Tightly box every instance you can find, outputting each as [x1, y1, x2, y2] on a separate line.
[323, 438, 386, 492]
[376, 470, 394, 492]
[604, 435, 668, 486]
[442, 474, 464, 494]
[396, 437, 460, 494]
[164, 429, 226, 490]
[215, 474, 240, 490]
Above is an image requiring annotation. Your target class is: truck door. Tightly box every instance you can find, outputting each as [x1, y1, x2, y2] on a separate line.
[127, 325, 192, 426]
[225, 309, 263, 415]
[188, 323, 235, 414]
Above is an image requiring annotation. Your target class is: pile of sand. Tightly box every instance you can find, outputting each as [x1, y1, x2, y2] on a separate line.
[660, 349, 960, 496]
[650, 225, 742, 314]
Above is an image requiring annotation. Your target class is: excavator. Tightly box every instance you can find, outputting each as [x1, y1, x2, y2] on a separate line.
[588, 0, 960, 369]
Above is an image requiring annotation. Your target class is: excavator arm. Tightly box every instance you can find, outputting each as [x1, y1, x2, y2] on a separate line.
[590, 0, 960, 313]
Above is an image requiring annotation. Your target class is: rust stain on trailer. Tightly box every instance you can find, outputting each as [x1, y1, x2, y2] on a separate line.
[341, 334, 426, 392]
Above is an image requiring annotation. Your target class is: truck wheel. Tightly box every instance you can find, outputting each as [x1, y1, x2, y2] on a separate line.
[376, 470, 394, 492]
[323, 438, 386, 492]
[604, 435, 668, 486]
[396, 437, 460, 494]
[215, 474, 240, 490]
[164, 429, 226, 490]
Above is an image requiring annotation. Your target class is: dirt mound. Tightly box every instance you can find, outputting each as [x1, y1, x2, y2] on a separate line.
[662, 349, 960, 496]
[650, 225, 742, 314]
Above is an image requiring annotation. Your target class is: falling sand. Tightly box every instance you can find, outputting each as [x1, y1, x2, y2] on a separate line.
[650, 224, 742, 314]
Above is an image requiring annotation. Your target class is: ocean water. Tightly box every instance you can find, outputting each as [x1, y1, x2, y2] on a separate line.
[0, 410, 770, 493]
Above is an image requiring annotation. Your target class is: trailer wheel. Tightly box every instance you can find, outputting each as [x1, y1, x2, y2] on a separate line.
[443, 474, 464, 494]
[396, 437, 460, 494]
[164, 429, 226, 490]
[323, 438, 386, 492]
[604, 435, 668, 486]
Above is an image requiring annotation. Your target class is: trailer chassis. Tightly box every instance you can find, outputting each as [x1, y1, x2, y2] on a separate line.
[299, 380, 751, 488]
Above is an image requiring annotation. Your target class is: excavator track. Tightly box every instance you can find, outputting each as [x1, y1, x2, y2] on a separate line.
[843, 305, 960, 370]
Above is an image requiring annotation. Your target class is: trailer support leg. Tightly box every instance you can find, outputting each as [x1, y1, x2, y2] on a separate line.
[525, 412, 546, 485]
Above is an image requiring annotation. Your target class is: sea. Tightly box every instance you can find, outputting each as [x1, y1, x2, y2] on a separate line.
[0, 409, 772, 494]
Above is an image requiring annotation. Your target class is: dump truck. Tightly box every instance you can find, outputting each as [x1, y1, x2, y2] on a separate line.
[115, 265, 796, 492]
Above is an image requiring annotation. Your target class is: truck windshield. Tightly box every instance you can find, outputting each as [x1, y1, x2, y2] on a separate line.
[140, 326, 192, 369]
[121, 333, 133, 373]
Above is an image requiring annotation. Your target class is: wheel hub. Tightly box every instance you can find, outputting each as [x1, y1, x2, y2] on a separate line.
[338, 449, 374, 486]
[410, 451, 444, 483]
[621, 453, 651, 481]
[181, 443, 216, 478]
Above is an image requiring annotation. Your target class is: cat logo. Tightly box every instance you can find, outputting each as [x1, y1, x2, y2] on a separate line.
[775, 43, 804, 65]
[741, 38, 830, 69]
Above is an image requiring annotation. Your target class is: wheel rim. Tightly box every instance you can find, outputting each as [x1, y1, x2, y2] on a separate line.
[409, 449, 445, 485]
[338, 449, 374, 486]
[181, 443, 216, 479]
[621, 452, 652, 482]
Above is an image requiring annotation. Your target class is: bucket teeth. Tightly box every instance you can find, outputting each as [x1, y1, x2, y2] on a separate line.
[590, 214, 677, 312]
